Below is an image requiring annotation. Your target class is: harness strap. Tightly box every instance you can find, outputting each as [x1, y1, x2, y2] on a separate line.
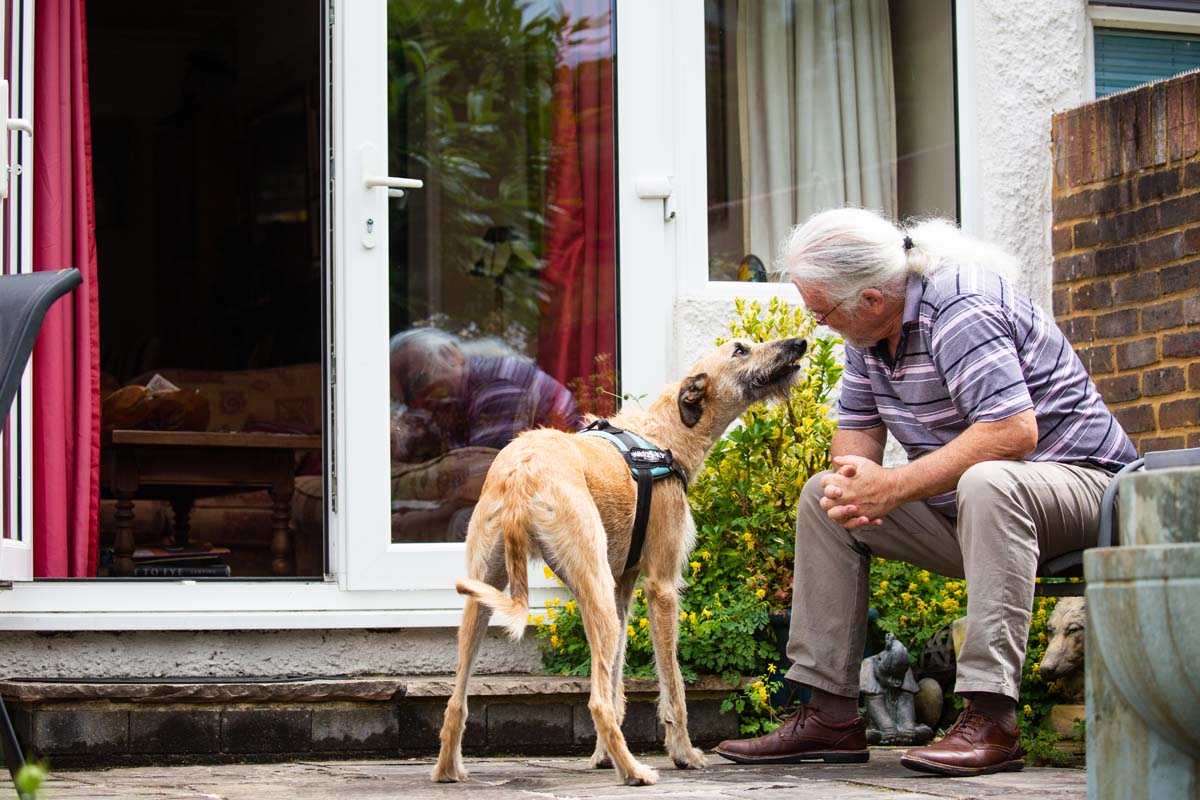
[578, 419, 687, 571]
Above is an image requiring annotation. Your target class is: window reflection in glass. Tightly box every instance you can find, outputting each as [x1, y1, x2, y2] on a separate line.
[706, 0, 958, 281]
[386, 0, 614, 542]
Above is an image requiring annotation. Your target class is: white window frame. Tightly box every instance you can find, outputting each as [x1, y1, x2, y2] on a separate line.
[1085, 4, 1200, 100]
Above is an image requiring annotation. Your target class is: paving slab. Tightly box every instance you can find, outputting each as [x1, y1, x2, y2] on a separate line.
[38, 748, 1085, 799]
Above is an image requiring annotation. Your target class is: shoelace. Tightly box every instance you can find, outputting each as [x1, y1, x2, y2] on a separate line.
[781, 704, 821, 733]
[944, 709, 989, 742]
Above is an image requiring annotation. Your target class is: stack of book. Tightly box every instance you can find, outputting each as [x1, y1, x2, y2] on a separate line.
[131, 544, 232, 577]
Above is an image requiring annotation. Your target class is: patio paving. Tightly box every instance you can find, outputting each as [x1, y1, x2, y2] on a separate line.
[36, 748, 1085, 799]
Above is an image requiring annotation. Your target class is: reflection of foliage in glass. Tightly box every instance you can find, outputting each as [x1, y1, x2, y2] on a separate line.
[386, 0, 603, 337]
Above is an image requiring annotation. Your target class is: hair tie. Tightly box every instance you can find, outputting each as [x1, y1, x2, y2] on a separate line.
[902, 235, 914, 252]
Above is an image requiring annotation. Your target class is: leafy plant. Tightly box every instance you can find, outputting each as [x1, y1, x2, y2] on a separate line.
[15, 760, 48, 800]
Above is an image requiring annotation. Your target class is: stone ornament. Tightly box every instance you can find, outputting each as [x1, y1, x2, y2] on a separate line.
[1040, 597, 1085, 704]
[860, 632, 934, 746]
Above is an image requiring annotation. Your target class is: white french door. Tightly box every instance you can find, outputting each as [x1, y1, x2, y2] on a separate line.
[334, 0, 703, 591]
[0, 0, 36, 582]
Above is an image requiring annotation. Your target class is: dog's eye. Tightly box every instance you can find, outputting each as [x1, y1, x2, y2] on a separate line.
[732, 342, 748, 357]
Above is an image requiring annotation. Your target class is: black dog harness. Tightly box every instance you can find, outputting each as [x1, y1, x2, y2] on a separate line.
[577, 419, 688, 571]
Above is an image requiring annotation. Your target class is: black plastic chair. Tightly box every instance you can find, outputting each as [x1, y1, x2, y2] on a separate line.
[1035, 447, 1200, 596]
[0, 268, 82, 787]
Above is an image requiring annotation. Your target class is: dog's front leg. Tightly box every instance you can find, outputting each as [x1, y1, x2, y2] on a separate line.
[590, 568, 640, 770]
[644, 575, 707, 770]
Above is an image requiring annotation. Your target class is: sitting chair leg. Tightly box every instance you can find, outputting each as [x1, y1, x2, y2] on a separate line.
[0, 693, 24, 785]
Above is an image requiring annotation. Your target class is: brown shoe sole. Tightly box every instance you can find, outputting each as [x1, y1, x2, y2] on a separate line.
[714, 747, 869, 765]
[899, 753, 1025, 777]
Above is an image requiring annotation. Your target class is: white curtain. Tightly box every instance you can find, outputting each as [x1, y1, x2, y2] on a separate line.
[738, 0, 897, 262]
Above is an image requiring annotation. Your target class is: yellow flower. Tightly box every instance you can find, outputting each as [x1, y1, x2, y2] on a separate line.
[699, 551, 711, 561]
[639, 617, 650, 630]
[767, 663, 777, 674]
[746, 541, 756, 552]
[533, 615, 545, 626]
[879, 580, 889, 590]
[550, 635, 561, 649]
[919, 570, 931, 583]
[900, 592, 913, 603]
[634, 589, 643, 600]
[565, 600, 577, 615]
[680, 611, 688, 621]
[688, 612, 697, 625]
[1023, 704, 1033, 717]
[549, 623, 557, 634]
[702, 608, 713, 619]
[908, 582, 918, 592]
[543, 566, 555, 580]
[762, 483, 773, 494]
[756, 589, 766, 600]
[690, 561, 702, 573]
[627, 624, 636, 639]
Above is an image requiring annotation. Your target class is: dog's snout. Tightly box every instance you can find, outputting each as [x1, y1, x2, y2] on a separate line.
[784, 337, 807, 358]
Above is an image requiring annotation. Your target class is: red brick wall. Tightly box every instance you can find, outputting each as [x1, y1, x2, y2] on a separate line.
[1051, 71, 1200, 454]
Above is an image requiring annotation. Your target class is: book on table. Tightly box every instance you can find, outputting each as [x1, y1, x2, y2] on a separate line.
[131, 544, 231, 564]
[133, 563, 232, 578]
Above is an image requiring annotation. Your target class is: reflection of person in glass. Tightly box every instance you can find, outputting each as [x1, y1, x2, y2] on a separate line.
[388, 328, 581, 541]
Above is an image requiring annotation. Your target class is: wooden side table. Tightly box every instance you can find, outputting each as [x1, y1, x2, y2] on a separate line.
[100, 430, 322, 577]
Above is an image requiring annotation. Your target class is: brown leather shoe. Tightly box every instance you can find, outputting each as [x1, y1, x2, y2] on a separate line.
[714, 705, 869, 764]
[900, 708, 1024, 777]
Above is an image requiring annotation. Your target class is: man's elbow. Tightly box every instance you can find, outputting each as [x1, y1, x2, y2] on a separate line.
[1000, 411, 1039, 460]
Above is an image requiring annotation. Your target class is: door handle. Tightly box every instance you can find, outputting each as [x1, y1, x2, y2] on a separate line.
[635, 175, 676, 222]
[364, 174, 424, 199]
[0, 79, 32, 201]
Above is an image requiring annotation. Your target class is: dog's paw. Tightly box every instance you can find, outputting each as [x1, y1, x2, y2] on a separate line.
[588, 751, 613, 770]
[430, 762, 468, 783]
[622, 762, 659, 786]
[672, 746, 708, 770]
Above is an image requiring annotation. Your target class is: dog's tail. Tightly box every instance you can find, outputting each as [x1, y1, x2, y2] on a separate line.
[455, 471, 533, 640]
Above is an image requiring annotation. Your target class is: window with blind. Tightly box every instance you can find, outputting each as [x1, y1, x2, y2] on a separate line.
[1095, 27, 1200, 97]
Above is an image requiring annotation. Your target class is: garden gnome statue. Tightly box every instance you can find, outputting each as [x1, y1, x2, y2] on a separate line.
[860, 632, 934, 745]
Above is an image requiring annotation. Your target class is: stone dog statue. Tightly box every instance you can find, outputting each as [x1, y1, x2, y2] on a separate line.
[1039, 597, 1086, 704]
[860, 632, 934, 745]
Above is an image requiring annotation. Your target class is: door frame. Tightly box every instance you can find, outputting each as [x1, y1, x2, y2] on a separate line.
[0, 0, 36, 582]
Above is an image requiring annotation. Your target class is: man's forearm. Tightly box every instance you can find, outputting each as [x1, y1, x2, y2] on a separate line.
[830, 427, 886, 464]
[890, 410, 1039, 505]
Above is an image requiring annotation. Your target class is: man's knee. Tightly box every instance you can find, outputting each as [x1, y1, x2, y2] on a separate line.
[801, 470, 832, 507]
[956, 461, 1018, 502]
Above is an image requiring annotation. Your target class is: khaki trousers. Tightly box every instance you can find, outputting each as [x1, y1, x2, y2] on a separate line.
[785, 460, 1112, 701]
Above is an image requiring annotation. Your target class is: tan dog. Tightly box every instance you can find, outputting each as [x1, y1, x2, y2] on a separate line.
[432, 337, 808, 786]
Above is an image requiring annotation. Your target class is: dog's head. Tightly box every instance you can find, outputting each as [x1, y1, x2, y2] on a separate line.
[677, 337, 808, 430]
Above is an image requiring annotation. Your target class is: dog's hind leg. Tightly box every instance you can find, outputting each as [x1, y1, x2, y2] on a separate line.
[588, 567, 640, 771]
[644, 571, 707, 770]
[432, 555, 504, 783]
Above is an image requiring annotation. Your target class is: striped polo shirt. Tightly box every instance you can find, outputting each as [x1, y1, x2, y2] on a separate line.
[837, 265, 1138, 517]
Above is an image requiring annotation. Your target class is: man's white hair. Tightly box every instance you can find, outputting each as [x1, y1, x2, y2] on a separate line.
[776, 207, 1019, 316]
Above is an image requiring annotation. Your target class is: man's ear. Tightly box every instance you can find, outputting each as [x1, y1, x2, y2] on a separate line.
[678, 373, 708, 428]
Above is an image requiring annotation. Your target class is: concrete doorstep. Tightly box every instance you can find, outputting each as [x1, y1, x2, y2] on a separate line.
[0, 675, 740, 768]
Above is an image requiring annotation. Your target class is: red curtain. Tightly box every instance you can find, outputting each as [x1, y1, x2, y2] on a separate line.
[32, 0, 100, 577]
[537, 3, 616, 399]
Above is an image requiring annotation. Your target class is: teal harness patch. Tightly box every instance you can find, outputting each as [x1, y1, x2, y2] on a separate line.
[577, 419, 687, 571]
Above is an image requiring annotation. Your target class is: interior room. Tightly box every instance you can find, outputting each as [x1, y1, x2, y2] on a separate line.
[87, 0, 325, 578]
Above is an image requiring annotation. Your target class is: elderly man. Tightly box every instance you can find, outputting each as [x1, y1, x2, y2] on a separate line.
[715, 208, 1136, 776]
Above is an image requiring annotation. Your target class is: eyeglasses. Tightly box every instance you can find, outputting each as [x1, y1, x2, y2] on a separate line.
[813, 299, 844, 326]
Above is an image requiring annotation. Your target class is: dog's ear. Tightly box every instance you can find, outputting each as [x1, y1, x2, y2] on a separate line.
[678, 373, 708, 428]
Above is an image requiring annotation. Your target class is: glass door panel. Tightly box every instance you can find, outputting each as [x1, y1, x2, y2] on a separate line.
[385, 0, 615, 545]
